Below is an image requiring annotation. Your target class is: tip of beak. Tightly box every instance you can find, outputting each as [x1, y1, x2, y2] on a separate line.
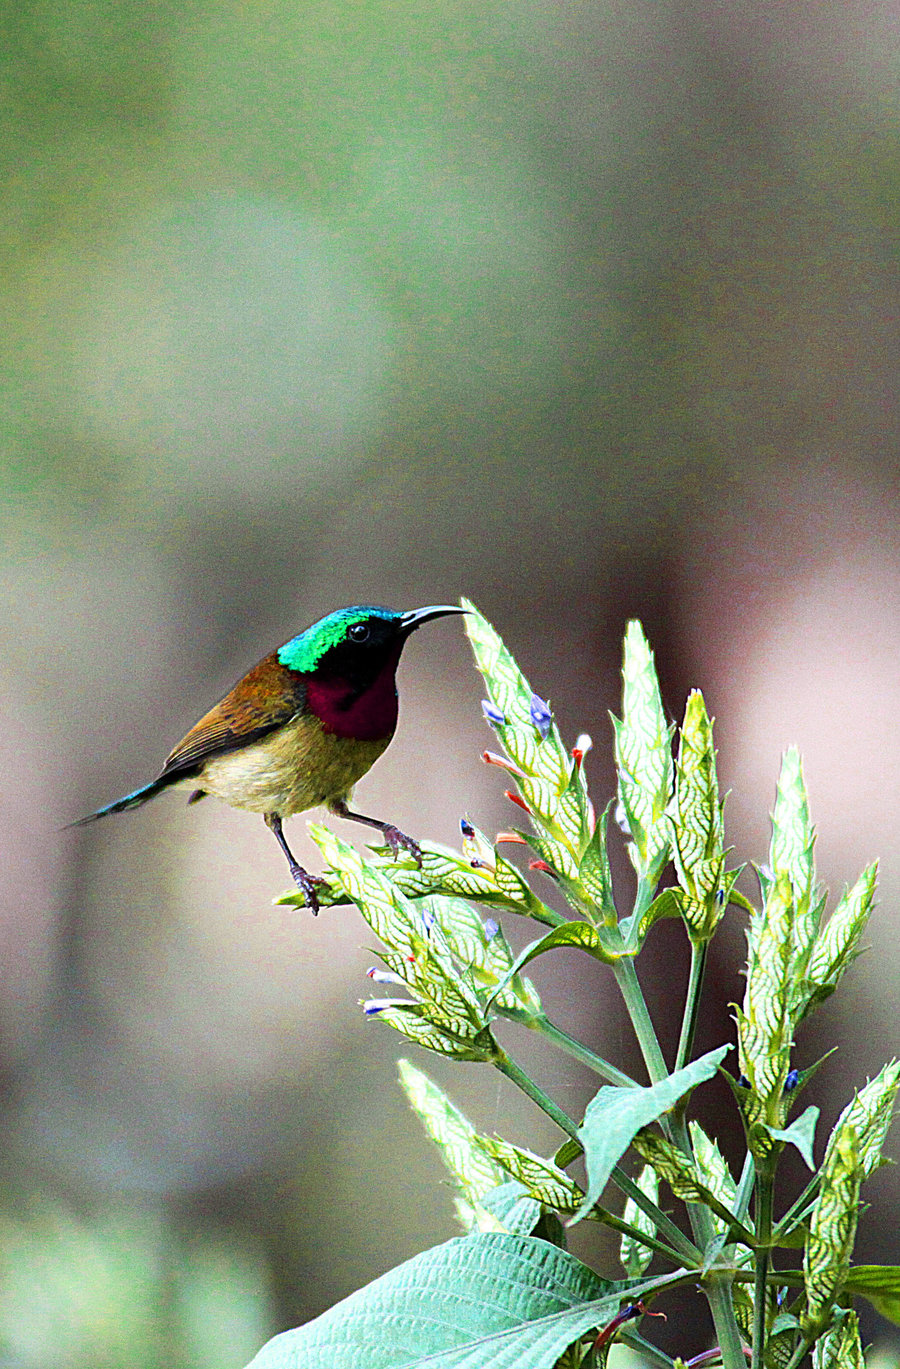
[401, 604, 470, 632]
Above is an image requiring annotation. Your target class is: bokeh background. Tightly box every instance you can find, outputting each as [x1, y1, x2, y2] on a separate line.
[3, 1, 900, 1364]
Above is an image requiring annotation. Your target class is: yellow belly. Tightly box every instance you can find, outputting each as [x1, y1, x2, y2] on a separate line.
[197, 714, 391, 816]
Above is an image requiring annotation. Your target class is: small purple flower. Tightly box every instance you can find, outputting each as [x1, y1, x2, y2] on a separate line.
[420, 905, 437, 933]
[482, 699, 506, 728]
[460, 817, 476, 839]
[366, 967, 407, 986]
[483, 917, 500, 942]
[529, 693, 552, 740]
[785, 1068, 800, 1091]
[363, 998, 397, 1016]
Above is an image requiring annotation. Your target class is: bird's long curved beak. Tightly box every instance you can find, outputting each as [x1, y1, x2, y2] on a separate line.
[400, 604, 469, 634]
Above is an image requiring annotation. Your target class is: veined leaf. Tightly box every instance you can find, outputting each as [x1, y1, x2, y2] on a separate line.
[577, 805, 617, 927]
[486, 923, 627, 1015]
[244, 1232, 635, 1369]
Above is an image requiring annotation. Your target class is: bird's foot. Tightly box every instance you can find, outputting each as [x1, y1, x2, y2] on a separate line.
[290, 865, 326, 915]
[381, 825, 423, 867]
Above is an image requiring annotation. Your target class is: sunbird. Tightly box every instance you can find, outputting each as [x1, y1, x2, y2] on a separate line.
[72, 604, 467, 910]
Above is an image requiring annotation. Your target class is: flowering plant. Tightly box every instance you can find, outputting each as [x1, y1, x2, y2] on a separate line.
[248, 602, 900, 1369]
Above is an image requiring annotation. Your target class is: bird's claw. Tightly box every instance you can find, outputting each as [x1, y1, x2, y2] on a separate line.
[290, 866, 326, 915]
[382, 825, 423, 868]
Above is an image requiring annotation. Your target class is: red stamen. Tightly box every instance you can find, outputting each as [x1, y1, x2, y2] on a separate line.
[495, 831, 527, 845]
[529, 859, 554, 875]
[481, 750, 525, 777]
[504, 790, 531, 814]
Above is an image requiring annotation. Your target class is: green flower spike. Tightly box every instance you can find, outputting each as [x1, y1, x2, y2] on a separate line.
[611, 621, 674, 888]
[799, 863, 878, 1023]
[822, 1059, 900, 1182]
[812, 1308, 866, 1369]
[398, 1060, 507, 1229]
[670, 689, 734, 944]
[736, 872, 796, 1137]
[312, 826, 496, 1063]
[802, 1125, 862, 1338]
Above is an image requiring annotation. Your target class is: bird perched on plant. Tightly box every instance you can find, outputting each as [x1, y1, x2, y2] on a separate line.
[71, 604, 467, 911]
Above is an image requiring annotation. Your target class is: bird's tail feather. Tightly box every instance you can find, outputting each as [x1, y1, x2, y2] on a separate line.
[66, 775, 171, 827]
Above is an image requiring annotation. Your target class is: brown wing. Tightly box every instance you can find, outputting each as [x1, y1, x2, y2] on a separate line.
[160, 651, 306, 779]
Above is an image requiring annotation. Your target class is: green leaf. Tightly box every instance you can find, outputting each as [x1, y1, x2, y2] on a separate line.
[623, 886, 682, 950]
[803, 1125, 862, 1336]
[287, 837, 558, 925]
[823, 1059, 900, 1182]
[842, 1265, 900, 1326]
[630, 1130, 755, 1245]
[688, 1122, 738, 1212]
[737, 871, 795, 1111]
[369, 1003, 496, 1062]
[766, 1105, 820, 1170]
[244, 1232, 631, 1369]
[800, 863, 878, 1022]
[620, 1165, 659, 1276]
[420, 897, 542, 1020]
[574, 1045, 730, 1222]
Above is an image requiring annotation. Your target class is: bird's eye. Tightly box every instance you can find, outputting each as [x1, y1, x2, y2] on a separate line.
[348, 622, 370, 643]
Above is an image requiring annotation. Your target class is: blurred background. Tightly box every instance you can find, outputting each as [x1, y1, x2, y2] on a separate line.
[3, 0, 900, 1363]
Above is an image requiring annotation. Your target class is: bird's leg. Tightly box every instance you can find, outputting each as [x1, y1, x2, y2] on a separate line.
[264, 813, 323, 914]
[328, 798, 423, 867]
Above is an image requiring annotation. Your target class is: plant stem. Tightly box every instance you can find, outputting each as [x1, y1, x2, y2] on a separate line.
[532, 1015, 639, 1088]
[593, 1204, 693, 1267]
[751, 1163, 775, 1369]
[704, 1275, 750, 1369]
[675, 941, 708, 1072]
[493, 1050, 580, 1139]
[633, 875, 657, 924]
[612, 1167, 702, 1264]
[772, 1172, 820, 1244]
[613, 956, 669, 1084]
[492, 1050, 701, 1264]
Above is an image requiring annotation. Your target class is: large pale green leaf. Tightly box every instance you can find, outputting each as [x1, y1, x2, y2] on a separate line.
[574, 1045, 730, 1222]
[244, 1233, 632, 1369]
